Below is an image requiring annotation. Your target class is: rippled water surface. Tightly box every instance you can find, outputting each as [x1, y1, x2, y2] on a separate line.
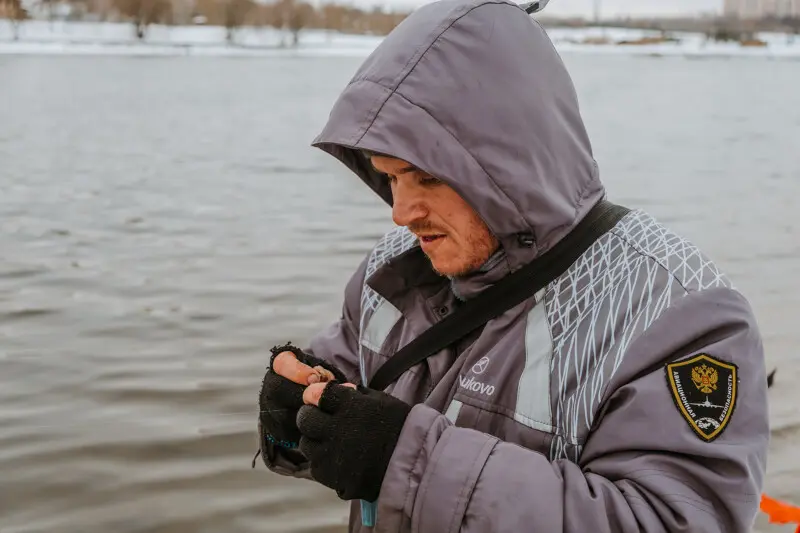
[1, 53, 798, 532]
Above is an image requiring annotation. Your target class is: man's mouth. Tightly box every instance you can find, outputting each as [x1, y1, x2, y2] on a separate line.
[419, 234, 445, 243]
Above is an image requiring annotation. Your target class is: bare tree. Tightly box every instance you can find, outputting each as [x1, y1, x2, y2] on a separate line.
[0, 0, 28, 40]
[364, 5, 407, 35]
[259, 1, 282, 44]
[285, 0, 313, 45]
[321, 2, 343, 34]
[264, 0, 312, 46]
[36, 0, 57, 27]
[224, 0, 254, 43]
[783, 16, 800, 44]
[114, 0, 171, 39]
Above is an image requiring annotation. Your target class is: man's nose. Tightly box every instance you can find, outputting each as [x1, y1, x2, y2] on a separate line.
[391, 187, 427, 227]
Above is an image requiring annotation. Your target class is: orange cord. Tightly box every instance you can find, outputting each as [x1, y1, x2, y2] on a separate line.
[760, 494, 800, 533]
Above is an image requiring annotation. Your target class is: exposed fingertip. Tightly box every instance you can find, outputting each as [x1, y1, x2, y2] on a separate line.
[303, 382, 327, 406]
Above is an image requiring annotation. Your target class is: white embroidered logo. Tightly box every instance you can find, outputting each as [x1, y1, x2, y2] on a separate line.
[472, 356, 490, 375]
[460, 357, 495, 396]
[459, 375, 496, 396]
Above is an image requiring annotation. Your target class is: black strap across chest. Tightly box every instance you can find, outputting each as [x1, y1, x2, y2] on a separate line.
[367, 200, 631, 391]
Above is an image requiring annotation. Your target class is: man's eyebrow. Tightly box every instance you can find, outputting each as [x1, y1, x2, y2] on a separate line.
[369, 160, 419, 176]
[394, 165, 418, 175]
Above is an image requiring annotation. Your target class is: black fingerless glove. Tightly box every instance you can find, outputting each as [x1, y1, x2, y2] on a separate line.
[254, 342, 347, 468]
[296, 384, 412, 501]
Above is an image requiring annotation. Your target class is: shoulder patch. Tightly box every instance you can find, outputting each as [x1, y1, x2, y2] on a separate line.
[665, 354, 738, 442]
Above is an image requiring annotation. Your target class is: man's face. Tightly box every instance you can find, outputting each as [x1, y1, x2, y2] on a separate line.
[371, 155, 499, 277]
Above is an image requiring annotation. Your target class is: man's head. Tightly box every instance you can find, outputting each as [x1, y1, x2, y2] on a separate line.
[371, 155, 499, 277]
[313, 0, 604, 273]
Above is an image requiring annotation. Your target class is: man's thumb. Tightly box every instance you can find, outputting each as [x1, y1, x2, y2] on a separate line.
[272, 351, 317, 386]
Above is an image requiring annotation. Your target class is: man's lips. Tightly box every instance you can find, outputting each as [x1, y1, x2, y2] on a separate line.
[418, 234, 445, 243]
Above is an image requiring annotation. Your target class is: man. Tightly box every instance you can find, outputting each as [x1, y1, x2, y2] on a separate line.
[255, 0, 770, 531]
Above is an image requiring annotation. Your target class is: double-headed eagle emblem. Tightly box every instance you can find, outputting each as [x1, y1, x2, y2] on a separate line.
[691, 364, 718, 394]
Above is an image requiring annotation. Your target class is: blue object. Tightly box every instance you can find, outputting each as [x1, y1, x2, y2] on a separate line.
[264, 433, 298, 449]
[361, 499, 377, 527]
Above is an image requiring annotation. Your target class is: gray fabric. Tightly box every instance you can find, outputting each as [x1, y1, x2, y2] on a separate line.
[262, 1, 770, 531]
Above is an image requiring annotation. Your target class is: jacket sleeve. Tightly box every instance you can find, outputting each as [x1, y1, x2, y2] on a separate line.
[375, 287, 770, 533]
[262, 254, 367, 478]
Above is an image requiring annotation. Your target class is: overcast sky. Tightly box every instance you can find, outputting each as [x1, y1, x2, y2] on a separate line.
[364, 0, 723, 17]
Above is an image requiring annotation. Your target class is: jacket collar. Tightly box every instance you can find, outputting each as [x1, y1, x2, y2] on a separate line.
[366, 245, 511, 310]
[449, 248, 511, 301]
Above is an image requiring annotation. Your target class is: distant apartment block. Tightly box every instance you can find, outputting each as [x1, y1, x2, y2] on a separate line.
[724, 0, 800, 18]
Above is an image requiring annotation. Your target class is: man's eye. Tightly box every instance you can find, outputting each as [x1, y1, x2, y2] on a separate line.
[419, 176, 442, 186]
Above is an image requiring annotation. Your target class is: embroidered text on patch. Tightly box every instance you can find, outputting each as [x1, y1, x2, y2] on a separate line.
[666, 354, 738, 442]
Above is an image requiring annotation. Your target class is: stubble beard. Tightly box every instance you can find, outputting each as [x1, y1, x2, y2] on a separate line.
[428, 224, 498, 278]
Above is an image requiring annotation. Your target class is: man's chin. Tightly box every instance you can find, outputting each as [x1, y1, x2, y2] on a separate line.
[426, 255, 477, 278]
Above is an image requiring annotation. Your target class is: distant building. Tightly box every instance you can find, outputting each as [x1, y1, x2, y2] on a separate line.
[724, 0, 800, 18]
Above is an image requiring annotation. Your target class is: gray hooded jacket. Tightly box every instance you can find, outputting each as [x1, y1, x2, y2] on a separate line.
[264, 1, 770, 531]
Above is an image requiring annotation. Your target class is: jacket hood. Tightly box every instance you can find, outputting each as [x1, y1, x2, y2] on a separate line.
[312, 0, 604, 271]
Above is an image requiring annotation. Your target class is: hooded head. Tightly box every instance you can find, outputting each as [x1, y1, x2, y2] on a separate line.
[313, 0, 604, 277]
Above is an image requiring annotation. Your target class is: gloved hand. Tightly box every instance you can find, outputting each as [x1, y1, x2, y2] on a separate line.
[296, 383, 412, 502]
[255, 342, 348, 466]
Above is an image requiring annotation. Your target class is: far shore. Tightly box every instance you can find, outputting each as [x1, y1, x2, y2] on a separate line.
[2, 19, 799, 59]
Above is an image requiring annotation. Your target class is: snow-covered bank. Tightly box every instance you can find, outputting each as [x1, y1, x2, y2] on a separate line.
[1, 19, 798, 59]
[546, 27, 800, 59]
[0, 20, 385, 56]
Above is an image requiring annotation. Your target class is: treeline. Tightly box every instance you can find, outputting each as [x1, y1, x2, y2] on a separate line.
[0, 0, 27, 40]
[109, 0, 410, 41]
[1, 0, 410, 43]
[197, 0, 410, 43]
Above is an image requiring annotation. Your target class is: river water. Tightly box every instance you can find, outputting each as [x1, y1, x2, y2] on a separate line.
[1, 53, 798, 532]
